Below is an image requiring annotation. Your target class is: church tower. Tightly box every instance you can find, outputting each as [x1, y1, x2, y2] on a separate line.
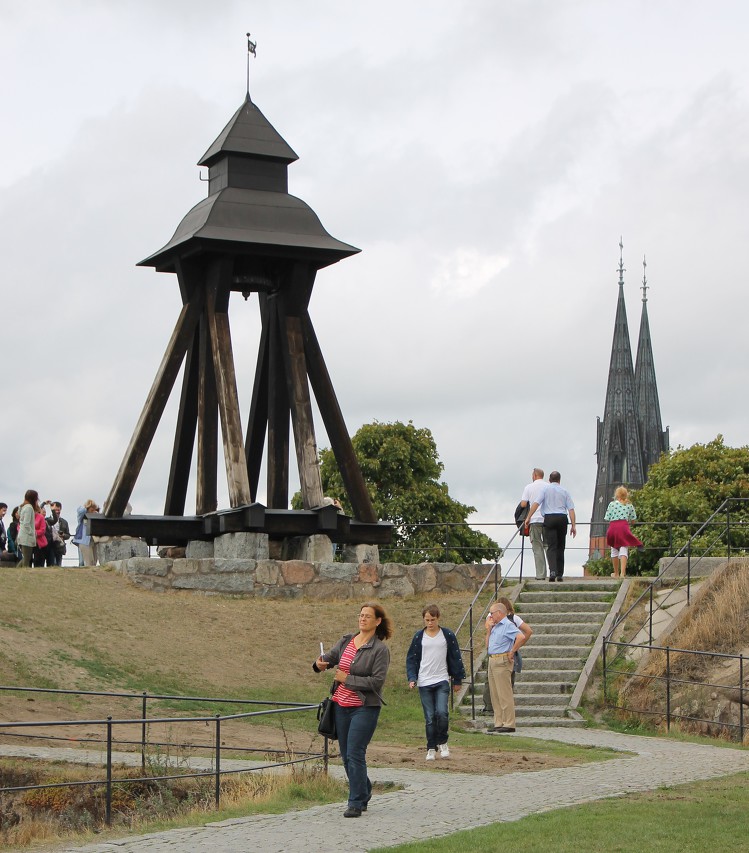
[589, 241, 668, 557]
[634, 257, 670, 475]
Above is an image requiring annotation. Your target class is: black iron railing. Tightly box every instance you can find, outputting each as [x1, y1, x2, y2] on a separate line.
[603, 641, 746, 740]
[0, 686, 327, 825]
[602, 499, 749, 731]
[450, 526, 531, 720]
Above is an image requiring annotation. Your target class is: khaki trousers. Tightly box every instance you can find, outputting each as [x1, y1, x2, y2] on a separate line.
[487, 654, 515, 728]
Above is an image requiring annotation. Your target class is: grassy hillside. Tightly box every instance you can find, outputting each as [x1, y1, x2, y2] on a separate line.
[0, 566, 494, 748]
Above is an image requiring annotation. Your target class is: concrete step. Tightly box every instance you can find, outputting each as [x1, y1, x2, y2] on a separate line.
[515, 681, 575, 696]
[518, 591, 616, 603]
[466, 679, 575, 696]
[523, 580, 620, 592]
[520, 645, 589, 659]
[514, 694, 569, 707]
[468, 669, 580, 689]
[515, 704, 570, 718]
[517, 601, 611, 615]
[528, 613, 603, 632]
[523, 613, 606, 625]
[522, 657, 586, 671]
[519, 717, 586, 728]
[529, 633, 597, 646]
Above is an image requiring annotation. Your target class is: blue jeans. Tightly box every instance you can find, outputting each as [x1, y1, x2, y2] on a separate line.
[334, 704, 380, 810]
[418, 680, 450, 749]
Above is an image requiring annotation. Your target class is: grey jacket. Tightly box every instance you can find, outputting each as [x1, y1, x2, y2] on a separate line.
[321, 633, 390, 707]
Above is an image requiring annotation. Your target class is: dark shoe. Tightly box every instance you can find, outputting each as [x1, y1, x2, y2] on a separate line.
[556, 576, 563, 582]
[361, 803, 367, 812]
[493, 726, 516, 733]
[344, 807, 362, 818]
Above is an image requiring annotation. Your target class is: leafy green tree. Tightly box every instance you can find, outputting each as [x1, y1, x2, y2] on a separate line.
[294, 420, 500, 564]
[631, 436, 749, 574]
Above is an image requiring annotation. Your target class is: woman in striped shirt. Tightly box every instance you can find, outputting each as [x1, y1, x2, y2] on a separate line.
[315, 602, 392, 818]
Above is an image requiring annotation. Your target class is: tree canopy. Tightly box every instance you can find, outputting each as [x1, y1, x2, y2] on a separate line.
[631, 435, 749, 573]
[294, 420, 500, 564]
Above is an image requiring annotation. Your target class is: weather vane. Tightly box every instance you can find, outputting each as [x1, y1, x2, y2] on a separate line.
[641, 255, 648, 303]
[246, 32, 257, 97]
[617, 236, 625, 285]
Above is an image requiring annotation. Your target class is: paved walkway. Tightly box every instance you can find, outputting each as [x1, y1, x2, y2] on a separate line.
[2, 727, 748, 852]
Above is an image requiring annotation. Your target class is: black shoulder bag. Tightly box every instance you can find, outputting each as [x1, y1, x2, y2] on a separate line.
[317, 684, 337, 740]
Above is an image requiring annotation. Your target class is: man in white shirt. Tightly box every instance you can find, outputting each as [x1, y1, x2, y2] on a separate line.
[525, 471, 576, 582]
[520, 468, 548, 580]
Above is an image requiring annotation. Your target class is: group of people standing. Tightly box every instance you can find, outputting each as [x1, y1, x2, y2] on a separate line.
[0, 492, 70, 567]
[0, 492, 101, 567]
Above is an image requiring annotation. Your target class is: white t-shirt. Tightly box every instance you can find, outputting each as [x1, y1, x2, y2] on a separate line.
[521, 480, 548, 524]
[417, 630, 449, 687]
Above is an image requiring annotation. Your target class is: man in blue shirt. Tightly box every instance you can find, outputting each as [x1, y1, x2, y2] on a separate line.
[485, 602, 524, 732]
[525, 470, 576, 582]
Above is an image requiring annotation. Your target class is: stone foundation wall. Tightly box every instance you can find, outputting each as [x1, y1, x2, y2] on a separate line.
[106, 552, 488, 599]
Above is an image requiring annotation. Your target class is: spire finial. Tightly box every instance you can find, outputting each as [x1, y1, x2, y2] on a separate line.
[618, 236, 625, 287]
[246, 32, 257, 98]
[641, 255, 648, 303]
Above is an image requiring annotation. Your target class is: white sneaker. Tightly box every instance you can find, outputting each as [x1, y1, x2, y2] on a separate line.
[425, 748, 436, 761]
[438, 743, 450, 758]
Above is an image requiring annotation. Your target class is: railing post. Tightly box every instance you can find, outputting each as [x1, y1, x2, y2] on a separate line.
[686, 542, 691, 604]
[602, 638, 608, 706]
[665, 647, 671, 732]
[494, 562, 499, 598]
[469, 605, 475, 721]
[726, 508, 731, 561]
[740, 654, 745, 744]
[141, 691, 147, 773]
[323, 734, 329, 774]
[519, 535, 524, 581]
[648, 584, 654, 648]
[106, 716, 113, 826]
[444, 524, 449, 563]
[668, 523, 673, 556]
[214, 714, 221, 809]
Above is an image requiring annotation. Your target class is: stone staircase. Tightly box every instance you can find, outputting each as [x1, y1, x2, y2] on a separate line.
[463, 578, 621, 727]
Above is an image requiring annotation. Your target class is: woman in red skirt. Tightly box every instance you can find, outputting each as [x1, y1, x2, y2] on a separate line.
[604, 486, 642, 578]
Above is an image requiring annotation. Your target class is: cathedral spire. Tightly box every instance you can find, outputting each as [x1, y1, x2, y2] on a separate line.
[634, 256, 669, 477]
[590, 239, 645, 553]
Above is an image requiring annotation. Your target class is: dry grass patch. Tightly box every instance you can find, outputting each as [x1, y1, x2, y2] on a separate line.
[614, 560, 749, 740]
[0, 755, 345, 849]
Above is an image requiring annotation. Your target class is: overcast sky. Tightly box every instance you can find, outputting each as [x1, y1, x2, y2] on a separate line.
[2, 1, 747, 568]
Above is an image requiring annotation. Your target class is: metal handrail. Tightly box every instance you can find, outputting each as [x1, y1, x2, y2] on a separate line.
[376, 518, 749, 564]
[606, 498, 749, 660]
[0, 686, 329, 825]
[452, 525, 529, 721]
[602, 641, 745, 740]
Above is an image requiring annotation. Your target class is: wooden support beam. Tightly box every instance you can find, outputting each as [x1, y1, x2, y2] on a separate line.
[163, 323, 199, 515]
[206, 258, 252, 507]
[302, 313, 377, 523]
[280, 304, 324, 511]
[245, 293, 270, 502]
[164, 259, 203, 516]
[196, 312, 218, 514]
[267, 296, 290, 508]
[104, 290, 204, 517]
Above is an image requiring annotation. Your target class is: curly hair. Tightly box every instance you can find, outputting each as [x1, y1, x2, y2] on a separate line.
[360, 602, 393, 640]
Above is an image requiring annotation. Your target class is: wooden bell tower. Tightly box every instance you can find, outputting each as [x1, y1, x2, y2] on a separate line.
[96, 92, 389, 548]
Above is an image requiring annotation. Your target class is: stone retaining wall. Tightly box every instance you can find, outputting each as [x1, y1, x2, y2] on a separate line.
[106, 551, 488, 600]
